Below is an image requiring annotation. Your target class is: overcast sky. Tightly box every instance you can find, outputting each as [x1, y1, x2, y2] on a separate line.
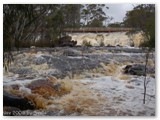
[105, 4, 135, 24]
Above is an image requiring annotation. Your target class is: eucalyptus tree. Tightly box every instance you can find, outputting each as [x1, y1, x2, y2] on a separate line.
[3, 4, 52, 51]
[3, 4, 54, 72]
[123, 4, 155, 48]
[62, 4, 82, 28]
[81, 4, 110, 27]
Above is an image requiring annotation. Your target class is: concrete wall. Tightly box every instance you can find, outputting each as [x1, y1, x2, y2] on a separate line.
[68, 32, 144, 47]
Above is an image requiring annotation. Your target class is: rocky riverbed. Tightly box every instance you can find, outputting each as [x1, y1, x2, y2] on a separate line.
[3, 46, 155, 116]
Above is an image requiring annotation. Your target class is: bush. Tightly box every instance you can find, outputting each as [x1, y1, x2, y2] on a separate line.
[82, 40, 92, 47]
[99, 40, 105, 46]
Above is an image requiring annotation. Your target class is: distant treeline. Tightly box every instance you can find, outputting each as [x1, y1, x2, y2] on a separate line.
[3, 4, 155, 51]
[4, 4, 112, 51]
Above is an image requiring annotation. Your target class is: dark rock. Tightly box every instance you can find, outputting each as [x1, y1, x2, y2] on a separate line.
[45, 110, 60, 116]
[60, 35, 72, 41]
[116, 44, 121, 47]
[124, 64, 145, 75]
[123, 64, 155, 76]
[53, 83, 61, 92]
[107, 44, 115, 47]
[3, 91, 35, 110]
[106, 47, 144, 53]
[10, 68, 33, 75]
[34, 56, 46, 65]
[11, 84, 20, 90]
[26, 79, 66, 98]
[124, 65, 132, 70]
[62, 49, 79, 56]
[27, 79, 51, 90]
[60, 40, 77, 47]
[58, 36, 77, 47]
[47, 70, 64, 79]
[27, 79, 62, 93]
[41, 54, 101, 79]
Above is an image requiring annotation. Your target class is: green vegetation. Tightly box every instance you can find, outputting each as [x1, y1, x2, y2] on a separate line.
[123, 4, 155, 48]
[3, 4, 155, 51]
[81, 4, 111, 27]
[3, 4, 109, 51]
[82, 40, 92, 47]
[99, 40, 105, 46]
[107, 22, 123, 28]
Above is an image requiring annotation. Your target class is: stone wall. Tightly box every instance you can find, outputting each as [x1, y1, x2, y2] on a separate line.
[68, 32, 144, 47]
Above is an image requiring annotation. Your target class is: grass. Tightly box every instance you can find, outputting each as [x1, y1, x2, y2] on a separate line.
[82, 40, 92, 47]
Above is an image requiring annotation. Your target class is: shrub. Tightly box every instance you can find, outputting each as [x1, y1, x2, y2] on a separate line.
[82, 40, 92, 47]
[99, 40, 105, 46]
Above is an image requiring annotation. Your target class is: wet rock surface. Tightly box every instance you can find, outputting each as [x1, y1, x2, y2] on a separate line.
[10, 68, 34, 75]
[8, 47, 154, 79]
[123, 64, 155, 76]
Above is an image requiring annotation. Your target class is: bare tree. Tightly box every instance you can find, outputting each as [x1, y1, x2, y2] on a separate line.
[143, 48, 150, 104]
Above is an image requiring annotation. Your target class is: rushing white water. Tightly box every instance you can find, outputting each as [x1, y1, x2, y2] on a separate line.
[68, 32, 143, 47]
[77, 76, 155, 116]
[3, 47, 155, 116]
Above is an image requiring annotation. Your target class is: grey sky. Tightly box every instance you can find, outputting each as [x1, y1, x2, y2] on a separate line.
[105, 4, 135, 23]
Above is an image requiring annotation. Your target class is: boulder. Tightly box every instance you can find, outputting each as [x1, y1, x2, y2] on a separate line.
[58, 36, 77, 47]
[124, 64, 145, 75]
[27, 79, 60, 98]
[3, 91, 35, 110]
[62, 49, 79, 56]
[123, 64, 155, 76]
[27, 79, 53, 90]
[33, 56, 46, 65]
[10, 68, 33, 75]
[27, 78, 72, 98]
